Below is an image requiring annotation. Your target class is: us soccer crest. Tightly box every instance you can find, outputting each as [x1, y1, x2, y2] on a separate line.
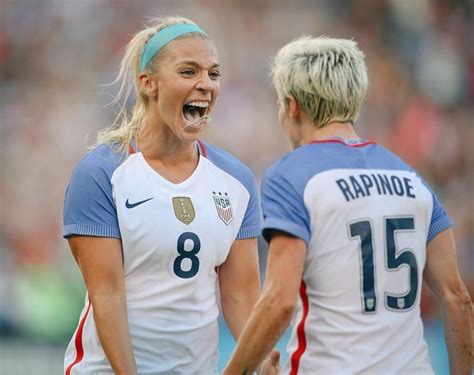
[365, 298, 375, 312]
[397, 298, 405, 309]
[172, 197, 195, 225]
[213, 191, 233, 225]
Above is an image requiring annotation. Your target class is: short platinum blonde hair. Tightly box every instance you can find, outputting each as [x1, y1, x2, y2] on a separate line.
[271, 36, 368, 128]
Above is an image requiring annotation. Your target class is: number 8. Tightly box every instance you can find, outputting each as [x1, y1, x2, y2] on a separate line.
[173, 232, 201, 279]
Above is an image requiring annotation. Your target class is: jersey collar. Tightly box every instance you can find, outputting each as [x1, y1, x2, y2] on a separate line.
[308, 137, 375, 147]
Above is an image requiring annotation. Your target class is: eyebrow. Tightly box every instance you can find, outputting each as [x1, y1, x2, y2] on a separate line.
[177, 61, 220, 69]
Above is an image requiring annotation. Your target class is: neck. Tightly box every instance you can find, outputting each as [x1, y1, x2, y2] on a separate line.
[137, 123, 198, 164]
[302, 121, 360, 144]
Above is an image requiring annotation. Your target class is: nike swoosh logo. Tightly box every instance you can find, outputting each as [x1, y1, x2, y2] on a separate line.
[125, 197, 153, 209]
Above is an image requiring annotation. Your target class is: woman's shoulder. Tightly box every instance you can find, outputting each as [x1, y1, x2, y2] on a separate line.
[199, 141, 256, 185]
[201, 142, 252, 171]
[71, 143, 129, 182]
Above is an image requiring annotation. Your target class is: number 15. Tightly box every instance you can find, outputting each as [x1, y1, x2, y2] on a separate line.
[348, 217, 418, 313]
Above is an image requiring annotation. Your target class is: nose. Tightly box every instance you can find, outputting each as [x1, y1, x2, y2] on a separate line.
[195, 73, 213, 93]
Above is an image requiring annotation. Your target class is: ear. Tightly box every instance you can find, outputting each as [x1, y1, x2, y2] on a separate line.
[139, 72, 158, 99]
[287, 95, 301, 120]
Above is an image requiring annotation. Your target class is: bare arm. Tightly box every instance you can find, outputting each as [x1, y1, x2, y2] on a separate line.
[423, 228, 473, 374]
[68, 236, 137, 375]
[223, 232, 306, 375]
[219, 237, 261, 339]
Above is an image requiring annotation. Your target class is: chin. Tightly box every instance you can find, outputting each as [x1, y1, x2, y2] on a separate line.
[179, 126, 204, 143]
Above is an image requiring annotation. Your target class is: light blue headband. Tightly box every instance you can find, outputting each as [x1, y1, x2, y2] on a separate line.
[140, 23, 207, 72]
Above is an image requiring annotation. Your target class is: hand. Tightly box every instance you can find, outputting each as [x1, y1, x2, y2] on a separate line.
[257, 349, 280, 375]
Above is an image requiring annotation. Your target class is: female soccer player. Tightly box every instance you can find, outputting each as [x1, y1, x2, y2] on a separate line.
[63, 16, 262, 374]
[224, 36, 472, 374]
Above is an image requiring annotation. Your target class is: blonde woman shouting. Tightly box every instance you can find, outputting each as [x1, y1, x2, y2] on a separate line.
[63, 16, 265, 375]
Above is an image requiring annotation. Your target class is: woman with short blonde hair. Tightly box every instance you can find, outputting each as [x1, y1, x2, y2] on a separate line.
[272, 36, 368, 130]
[225, 36, 471, 375]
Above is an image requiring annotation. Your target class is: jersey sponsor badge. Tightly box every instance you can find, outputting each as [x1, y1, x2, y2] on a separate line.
[172, 197, 195, 225]
[213, 191, 233, 225]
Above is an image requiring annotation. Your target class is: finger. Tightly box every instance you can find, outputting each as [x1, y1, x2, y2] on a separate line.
[271, 350, 280, 365]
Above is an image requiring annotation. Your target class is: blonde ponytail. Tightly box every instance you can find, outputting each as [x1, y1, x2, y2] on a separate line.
[94, 16, 198, 152]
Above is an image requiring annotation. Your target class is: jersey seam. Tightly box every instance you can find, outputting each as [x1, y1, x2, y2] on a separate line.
[427, 216, 453, 244]
[63, 224, 121, 239]
[236, 225, 260, 239]
[262, 218, 310, 245]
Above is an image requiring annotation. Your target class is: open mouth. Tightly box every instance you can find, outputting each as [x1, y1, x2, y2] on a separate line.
[182, 101, 209, 124]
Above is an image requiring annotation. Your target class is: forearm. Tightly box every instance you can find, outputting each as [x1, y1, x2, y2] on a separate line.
[224, 292, 293, 374]
[441, 296, 473, 374]
[90, 291, 137, 375]
[221, 288, 260, 340]
[219, 238, 260, 340]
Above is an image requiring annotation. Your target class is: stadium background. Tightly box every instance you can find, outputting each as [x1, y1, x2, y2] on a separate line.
[0, 0, 472, 373]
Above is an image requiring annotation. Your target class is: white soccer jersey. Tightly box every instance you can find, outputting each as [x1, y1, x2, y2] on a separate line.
[63, 141, 261, 374]
[261, 139, 453, 374]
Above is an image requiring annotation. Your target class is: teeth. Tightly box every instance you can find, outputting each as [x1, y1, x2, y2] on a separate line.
[186, 101, 209, 108]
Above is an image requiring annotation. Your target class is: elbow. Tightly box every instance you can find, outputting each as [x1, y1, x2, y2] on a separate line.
[457, 293, 472, 313]
[442, 288, 472, 314]
[452, 289, 471, 308]
[279, 298, 297, 321]
[262, 291, 296, 325]
[279, 302, 296, 325]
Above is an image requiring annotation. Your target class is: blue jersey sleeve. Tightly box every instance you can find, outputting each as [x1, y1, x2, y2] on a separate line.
[236, 169, 261, 240]
[261, 166, 310, 245]
[63, 145, 123, 239]
[426, 184, 453, 243]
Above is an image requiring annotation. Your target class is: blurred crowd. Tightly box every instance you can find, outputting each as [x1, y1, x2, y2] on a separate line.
[0, 0, 472, 345]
